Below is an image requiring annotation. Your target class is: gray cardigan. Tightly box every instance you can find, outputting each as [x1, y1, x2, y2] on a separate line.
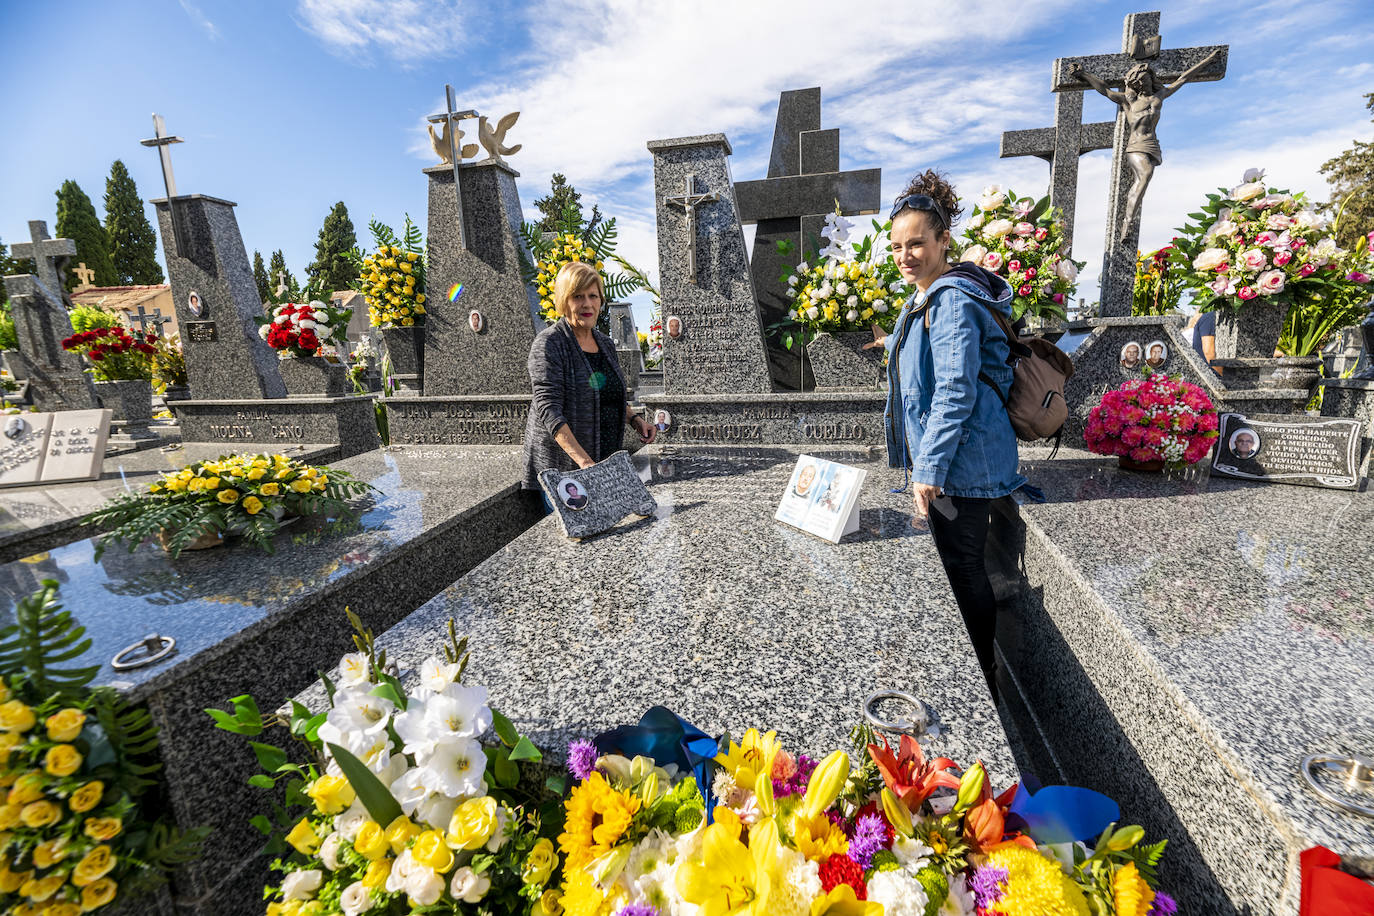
[522, 318, 628, 489]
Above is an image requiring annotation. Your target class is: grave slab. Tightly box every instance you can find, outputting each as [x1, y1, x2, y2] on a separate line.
[993, 448, 1374, 915]
[383, 394, 531, 445]
[0, 442, 338, 564]
[641, 391, 885, 447]
[1, 273, 101, 412]
[170, 394, 381, 458]
[300, 445, 1017, 784]
[0, 445, 541, 916]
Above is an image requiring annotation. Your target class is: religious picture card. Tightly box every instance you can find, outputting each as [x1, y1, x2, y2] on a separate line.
[1211, 413, 1363, 490]
[774, 454, 866, 543]
[538, 450, 658, 540]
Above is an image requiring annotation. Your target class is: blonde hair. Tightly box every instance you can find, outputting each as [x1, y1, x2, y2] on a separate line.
[552, 261, 603, 318]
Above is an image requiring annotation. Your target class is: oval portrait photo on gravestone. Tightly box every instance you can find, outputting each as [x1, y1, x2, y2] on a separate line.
[188, 290, 203, 317]
[1229, 428, 1261, 460]
[1145, 340, 1169, 368]
[557, 477, 589, 511]
[1120, 341, 1143, 369]
[469, 310, 484, 333]
[653, 409, 671, 431]
[666, 315, 683, 338]
[4, 417, 28, 440]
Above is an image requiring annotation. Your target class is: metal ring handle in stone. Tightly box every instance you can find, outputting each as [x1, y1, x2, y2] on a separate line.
[111, 634, 177, 671]
[863, 689, 931, 736]
[1300, 754, 1374, 819]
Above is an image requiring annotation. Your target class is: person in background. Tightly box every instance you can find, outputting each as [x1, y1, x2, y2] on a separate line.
[522, 261, 654, 491]
[1187, 310, 1218, 373]
[867, 169, 1026, 700]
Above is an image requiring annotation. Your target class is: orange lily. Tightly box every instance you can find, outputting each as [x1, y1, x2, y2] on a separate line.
[866, 736, 961, 810]
[963, 779, 1023, 853]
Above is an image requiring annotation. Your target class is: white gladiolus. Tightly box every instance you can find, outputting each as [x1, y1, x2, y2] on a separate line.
[337, 653, 370, 687]
[419, 658, 459, 695]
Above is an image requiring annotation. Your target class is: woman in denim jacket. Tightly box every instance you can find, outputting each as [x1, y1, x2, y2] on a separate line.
[870, 170, 1025, 697]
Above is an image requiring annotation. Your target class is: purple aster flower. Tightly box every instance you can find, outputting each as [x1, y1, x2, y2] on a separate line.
[617, 906, 659, 916]
[567, 738, 598, 781]
[848, 813, 887, 869]
[1149, 892, 1178, 916]
[970, 864, 1009, 907]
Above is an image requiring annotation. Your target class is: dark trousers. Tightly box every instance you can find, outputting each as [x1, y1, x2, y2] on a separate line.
[927, 494, 999, 700]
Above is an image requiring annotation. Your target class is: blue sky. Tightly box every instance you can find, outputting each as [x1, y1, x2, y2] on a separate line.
[3, 0, 1372, 330]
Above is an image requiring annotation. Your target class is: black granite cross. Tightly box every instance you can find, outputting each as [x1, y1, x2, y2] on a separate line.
[665, 174, 719, 286]
[734, 88, 881, 390]
[10, 221, 77, 294]
[999, 91, 1113, 253]
[132, 303, 169, 336]
[426, 84, 479, 250]
[1054, 11, 1228, 315]
[140, 113, 190, 253]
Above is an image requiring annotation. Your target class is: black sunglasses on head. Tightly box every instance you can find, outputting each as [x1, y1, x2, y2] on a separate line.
[890, 193, 949, 229]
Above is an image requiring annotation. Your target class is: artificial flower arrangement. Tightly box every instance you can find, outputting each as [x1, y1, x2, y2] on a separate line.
[84, 452, 375, 558]
[1131, 246, 1185, 317]
[347, 337, 379, 393]
[1085, 373, 1220, 469]
[958, 186, 1084, 322]
[1169, 168, 1374, 354]
[60, 327, 157, 382]
[548, 712, 1174, 916]
[208, 613, 553, 916]
[780, 210, 907, 346]
[0, 582, 206, 914]
[519, 201, 653, 324]
[257, 301, 352, 360]
[359, 217, 428, 329]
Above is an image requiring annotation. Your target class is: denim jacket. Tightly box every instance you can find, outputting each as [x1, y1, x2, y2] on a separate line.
[883, 265, 1026, 498]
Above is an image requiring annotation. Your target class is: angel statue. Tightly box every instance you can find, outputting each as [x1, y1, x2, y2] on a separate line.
[1071, 49, 1220, 239]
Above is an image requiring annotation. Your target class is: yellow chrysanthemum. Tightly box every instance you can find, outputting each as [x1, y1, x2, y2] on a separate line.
[716, 728, 781, 788]
[558, 869, 607, 916]
[985, 844, 1091, 916]
[557, 772, 640, 871]
[1112, 862, 1155, 916]
[791, 811, 848, 862]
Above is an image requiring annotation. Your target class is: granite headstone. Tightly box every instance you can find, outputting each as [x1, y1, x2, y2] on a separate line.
[650, 135, 771, 395]
[1, 264, 102, 413]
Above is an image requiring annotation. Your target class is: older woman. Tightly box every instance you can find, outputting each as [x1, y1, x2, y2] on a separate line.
[522, 261, 654, 490]
[868, 169, 1025, 698]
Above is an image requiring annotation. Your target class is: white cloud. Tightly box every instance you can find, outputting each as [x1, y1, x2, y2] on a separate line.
[178, 0, 220, 39]
[295, 0, 471, 61]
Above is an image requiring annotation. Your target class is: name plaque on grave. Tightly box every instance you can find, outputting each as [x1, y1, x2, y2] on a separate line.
[0, 414, 54, 487]
[1211, 413, 1363, 490]
[537, 450, 657, 540]
[185, 321, 219, 343]
[774, 454, 865, 543]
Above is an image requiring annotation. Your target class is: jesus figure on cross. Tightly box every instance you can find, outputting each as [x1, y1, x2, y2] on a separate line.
[1071, 49, 1220, 239]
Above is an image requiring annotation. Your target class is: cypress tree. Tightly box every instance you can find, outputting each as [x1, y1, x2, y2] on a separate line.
[306, 202, 358, 293]
[266, 250, 298, 303]
[1321, 91, 1374, 252]
[103, 160, 163, 285]
[535, 174, 601, 235]
[252, 250, 271, 303]
[54, 180, 116, 289]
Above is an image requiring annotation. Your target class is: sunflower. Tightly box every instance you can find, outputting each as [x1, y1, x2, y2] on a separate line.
[557, 772, 641, 871]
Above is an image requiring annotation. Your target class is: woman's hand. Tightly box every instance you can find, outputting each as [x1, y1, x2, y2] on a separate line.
[912, 483, 943, 518]
[631, 415, 656, 445]
[862, 323, 887, 351]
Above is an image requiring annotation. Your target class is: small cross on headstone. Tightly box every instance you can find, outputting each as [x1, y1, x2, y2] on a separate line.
[10, 221, 77, 295]
[665, 174, 719, 286]
[426, 85, 479, 251]
[999, 91, 1113, 253]
[71, 262, 96, 290]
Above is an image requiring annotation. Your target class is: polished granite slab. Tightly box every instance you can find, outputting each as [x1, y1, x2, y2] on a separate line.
[0, 445, 541, 916]
[999, 447, 1374, 915]
[310, 445, 1018, 788]
[0, 442, 338, 563]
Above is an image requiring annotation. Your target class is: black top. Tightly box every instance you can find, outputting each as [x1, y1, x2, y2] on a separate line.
[583, 346, 626, 460]
[1191, 311, 1216, 362]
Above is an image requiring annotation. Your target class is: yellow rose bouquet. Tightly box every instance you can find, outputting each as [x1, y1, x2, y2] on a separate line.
[0, 582, 207, 915]
[208, 611, 557, 915]
[359, 216, 427, 330]
[84, 453, 375, 559]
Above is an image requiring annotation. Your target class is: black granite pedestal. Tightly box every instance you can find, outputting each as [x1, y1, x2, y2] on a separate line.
[641, 392, 885, 447]
[171, 395, 381, 459]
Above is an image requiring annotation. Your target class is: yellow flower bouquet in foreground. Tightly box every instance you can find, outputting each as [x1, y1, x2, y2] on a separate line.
[84, 453, 375, 558]
[0, 582, 206, 915]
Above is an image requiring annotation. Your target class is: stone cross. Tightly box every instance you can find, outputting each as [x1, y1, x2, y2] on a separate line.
[665, 174, 719, 286]
[426, 85, 479, 251]
[999, 91, 1113, 253]
[735, 88, 881, 390]
[10, 221, 76, 295]
[273, 269, 288, 299]
[131, 303, 168, 335]
[1054, 11, 1228, 315]
[72, 262, 96, 290]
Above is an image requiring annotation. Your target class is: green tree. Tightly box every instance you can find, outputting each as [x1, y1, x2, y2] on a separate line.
[534, 174, 601, 235]
[1321, 91, 1374, 252]
[103, 160, 163, 285]
[54, 180, 116, 290]
[266, 250, 299, 304]
[305, 202, 358, 294]
[252, 250, 271, 303]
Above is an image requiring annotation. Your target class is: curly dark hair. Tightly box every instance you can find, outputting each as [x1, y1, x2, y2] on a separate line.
[894, 169, 962, 232]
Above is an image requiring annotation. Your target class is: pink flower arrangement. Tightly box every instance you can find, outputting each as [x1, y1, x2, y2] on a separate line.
[958, 186, 1084, 322]
[1085, 374, 1219, 467]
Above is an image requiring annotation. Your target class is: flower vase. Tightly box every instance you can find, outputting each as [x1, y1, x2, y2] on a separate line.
[1213, 299, 1290, 359]
[277, 356, 350, 397]
[805, 331, 884, 391]
[380, 326, 424, 392]
[1118, 456, 1165, 473]
[94, 379, 154, 423]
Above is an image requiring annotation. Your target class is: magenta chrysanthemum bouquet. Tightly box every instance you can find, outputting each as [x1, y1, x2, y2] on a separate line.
[1085, 374, 1220, 468]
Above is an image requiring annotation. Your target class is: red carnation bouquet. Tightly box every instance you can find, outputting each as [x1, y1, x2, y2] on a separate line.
[255, 301, 350, 359]
[61, 326, 157, 381]
[1085, 373, 1220, 468]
